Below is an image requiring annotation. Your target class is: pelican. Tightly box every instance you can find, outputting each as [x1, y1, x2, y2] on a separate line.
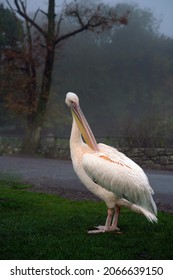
[65, 92, 157, 233]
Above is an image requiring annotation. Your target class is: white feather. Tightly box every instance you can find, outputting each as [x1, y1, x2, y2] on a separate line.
[82, 143, 157, 221]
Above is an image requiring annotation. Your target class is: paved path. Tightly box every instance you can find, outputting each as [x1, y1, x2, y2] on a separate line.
[0, 155, 173, 208]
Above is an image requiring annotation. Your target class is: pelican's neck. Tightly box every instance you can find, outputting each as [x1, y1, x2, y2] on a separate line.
[70, 115, 99, 152]
[70, 116, 83, 146]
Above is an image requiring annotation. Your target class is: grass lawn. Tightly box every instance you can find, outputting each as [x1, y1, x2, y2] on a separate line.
[0, 180, 173, 260]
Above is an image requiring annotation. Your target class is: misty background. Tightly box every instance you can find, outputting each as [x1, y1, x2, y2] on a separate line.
[0, 0, 173, 147]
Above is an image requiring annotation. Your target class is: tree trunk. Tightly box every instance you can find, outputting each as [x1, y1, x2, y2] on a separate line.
[21, 106, 44, 154]
[21, 42, 55, 154]
[22, 123, 42, 154]
[21, 0, 56, 154]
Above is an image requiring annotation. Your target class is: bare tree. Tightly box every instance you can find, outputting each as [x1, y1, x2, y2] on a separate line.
[5, 0, 128, 154]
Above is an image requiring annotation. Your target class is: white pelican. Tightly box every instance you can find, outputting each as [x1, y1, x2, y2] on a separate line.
[65, 92, 157, 233]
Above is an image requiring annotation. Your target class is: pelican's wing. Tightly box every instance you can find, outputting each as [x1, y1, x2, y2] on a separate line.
[82, 150, 157, 214]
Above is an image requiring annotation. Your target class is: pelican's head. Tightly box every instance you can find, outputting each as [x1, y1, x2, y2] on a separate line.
[65, 92, 79, 107]
[65, 92, 99, 151]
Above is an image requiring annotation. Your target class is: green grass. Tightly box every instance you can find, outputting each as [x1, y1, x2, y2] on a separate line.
[0, 180, 173, 260]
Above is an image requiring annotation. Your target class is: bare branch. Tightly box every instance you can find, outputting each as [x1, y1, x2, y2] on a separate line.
[39, 9, 48, 17]
[13, 0, 47, 38]
[6, 0, 14, 11]
[55, 24, 89, 45]
[74, 7, 85, 27]
[56, 12, 64, 37]
[55, 2, 128, 45]
[32, 8, 40, 23]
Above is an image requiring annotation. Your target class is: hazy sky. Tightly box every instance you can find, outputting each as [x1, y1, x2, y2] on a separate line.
[1, 0, 173, 37]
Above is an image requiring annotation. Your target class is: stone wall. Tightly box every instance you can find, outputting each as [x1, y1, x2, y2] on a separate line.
[122, 147, 173, 170]
[0, 137, 22, 155]
[0, 136, 173, 170]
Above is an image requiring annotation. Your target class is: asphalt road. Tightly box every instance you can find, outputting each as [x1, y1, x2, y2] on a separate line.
[0, 155, 173, 206]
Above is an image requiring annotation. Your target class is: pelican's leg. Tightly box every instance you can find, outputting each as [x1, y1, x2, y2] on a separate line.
[111, 205, 120, 231]
[104, 208, 114, 231]
[88, 208, 114, 234]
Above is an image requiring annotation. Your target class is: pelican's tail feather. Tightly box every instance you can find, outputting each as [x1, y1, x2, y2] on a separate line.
[141, 208, 158, 223]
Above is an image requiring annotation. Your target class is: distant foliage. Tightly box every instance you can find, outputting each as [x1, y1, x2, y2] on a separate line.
[0, 3, 23, 48]
[52, 3, 173, 144]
